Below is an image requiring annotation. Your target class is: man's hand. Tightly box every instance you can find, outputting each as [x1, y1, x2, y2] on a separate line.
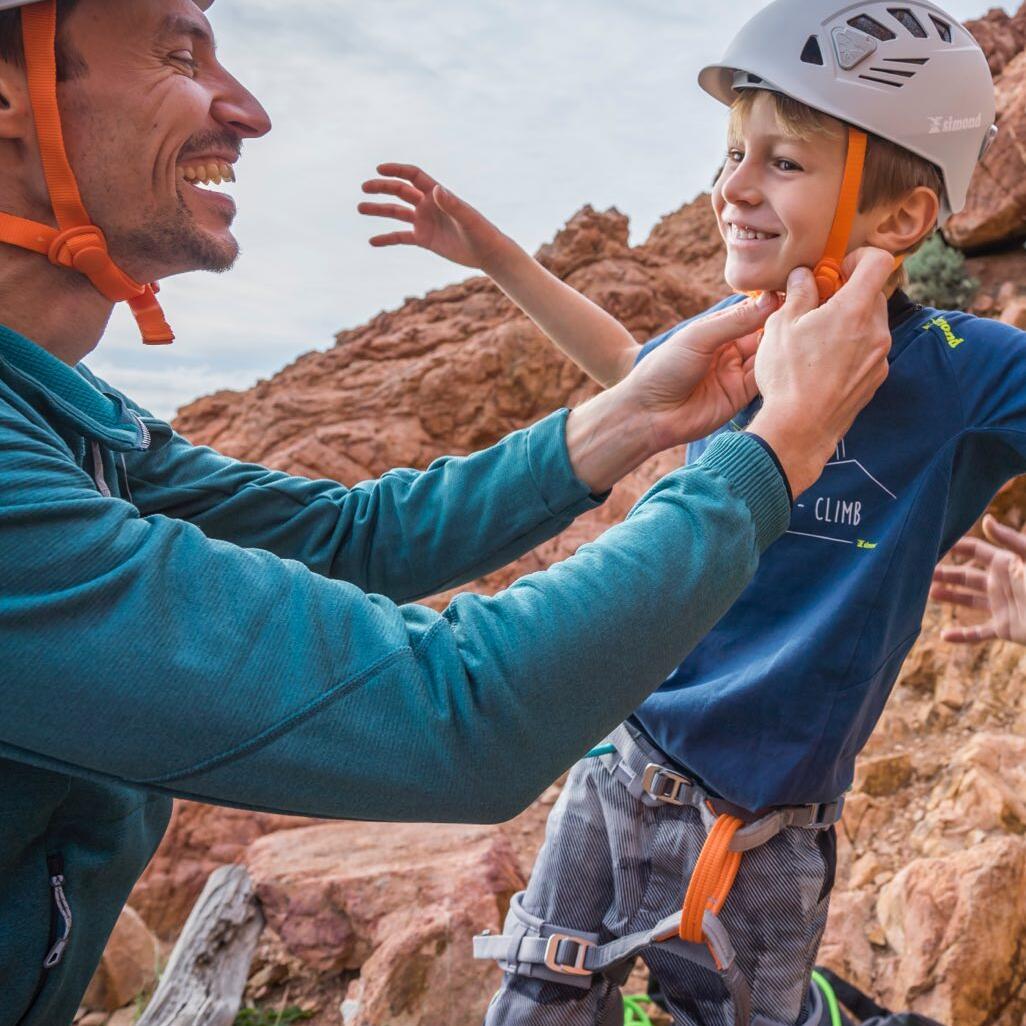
[565, 292, 781, 493]
[749, 249, 894, 496]
[931, 515, 1026, 645]
[359, 163, 513, 274]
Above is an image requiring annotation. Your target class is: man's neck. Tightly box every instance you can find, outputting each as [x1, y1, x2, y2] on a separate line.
[0, 251, 114, 366]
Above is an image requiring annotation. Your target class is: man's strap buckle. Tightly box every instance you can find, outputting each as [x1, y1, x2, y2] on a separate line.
[543, 933, 594, 977]
[641, 762, 691, 806]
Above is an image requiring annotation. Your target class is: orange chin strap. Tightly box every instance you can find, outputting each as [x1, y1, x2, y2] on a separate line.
[0, 0, 174, 344]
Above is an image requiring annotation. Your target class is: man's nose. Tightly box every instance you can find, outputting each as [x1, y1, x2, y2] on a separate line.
[212, 72, 273, 141]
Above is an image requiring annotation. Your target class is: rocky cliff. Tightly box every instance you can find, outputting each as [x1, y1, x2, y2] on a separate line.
[79, 7, 1026, 1025]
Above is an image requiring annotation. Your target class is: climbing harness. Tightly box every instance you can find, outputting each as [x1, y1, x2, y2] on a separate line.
[473, 725, 843, 1026]
[0, 0, 214, 343]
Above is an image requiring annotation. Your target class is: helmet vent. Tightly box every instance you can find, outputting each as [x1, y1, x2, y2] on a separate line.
[801, 35, 825, 65]
[887, 8, 928, 38]
[847, 14, 896, 40]
[869, 65, 916, 78]
[882, 56, 929, 64]
[930, 15, 952, 42]
[858, 73, 905, 88]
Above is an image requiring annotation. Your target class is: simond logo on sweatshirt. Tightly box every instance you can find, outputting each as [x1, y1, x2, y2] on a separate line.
[928, 113, 983, 135]
[926, 316, 965, 349]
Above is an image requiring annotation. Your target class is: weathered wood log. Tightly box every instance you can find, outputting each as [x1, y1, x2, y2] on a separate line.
[136, 863, 264, 1026]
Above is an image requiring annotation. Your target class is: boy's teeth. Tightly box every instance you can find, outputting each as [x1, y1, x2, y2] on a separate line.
[179, 160, 236, 187]
[730, 223, 775, 242]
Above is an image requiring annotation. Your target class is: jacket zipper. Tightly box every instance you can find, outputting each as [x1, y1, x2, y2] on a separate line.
[16, 854, 71, 1026]
[43, 854, 73, 968]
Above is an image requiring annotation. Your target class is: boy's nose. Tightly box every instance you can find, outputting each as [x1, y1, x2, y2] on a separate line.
[720, 165, 762, 207]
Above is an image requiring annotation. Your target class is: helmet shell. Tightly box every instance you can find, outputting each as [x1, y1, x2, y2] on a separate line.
[699, 0, 996, 219]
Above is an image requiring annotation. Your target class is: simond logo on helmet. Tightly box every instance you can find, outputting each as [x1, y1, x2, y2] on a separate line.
[928, 113, 984, 135]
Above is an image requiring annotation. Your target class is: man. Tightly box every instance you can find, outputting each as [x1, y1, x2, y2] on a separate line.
[0, 1, 892, 1023]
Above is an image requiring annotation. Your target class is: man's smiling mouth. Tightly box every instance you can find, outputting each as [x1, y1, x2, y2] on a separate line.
[178, 158, 236, 190]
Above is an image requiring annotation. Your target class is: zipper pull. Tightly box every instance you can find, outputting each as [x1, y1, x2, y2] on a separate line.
[43, 855, 72, 969]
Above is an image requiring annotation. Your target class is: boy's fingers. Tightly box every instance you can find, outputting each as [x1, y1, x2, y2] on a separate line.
[368, 231, 417, 247]
[362, 179, 424, 206]
[376, 162, 438, 191]
[982, 515, 1026, 559]
[357, 202, 416, 224]
[779, 267, 818, 319]
[941, 623, 999, 644]
[932, 564, 987, 592]
[929, 583, 989, 609]
[679, 294, 779, 357]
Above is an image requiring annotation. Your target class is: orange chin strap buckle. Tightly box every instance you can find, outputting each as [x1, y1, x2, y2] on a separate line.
[0, 0, 173, 344]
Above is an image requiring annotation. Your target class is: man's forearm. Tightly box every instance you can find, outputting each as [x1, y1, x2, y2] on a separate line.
[565, 383, 660, 494]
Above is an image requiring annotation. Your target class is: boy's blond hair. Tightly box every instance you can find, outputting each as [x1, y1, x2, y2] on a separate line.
[728, 90, 944, 288]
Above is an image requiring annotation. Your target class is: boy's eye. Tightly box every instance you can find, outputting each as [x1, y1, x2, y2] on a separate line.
[726, 149, 744, 163]
[774, 158, 803, 172]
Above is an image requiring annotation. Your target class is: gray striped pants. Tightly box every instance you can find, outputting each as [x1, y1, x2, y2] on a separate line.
[483, 741, 836, 1026]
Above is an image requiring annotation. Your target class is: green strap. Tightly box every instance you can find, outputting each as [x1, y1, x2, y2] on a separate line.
[812, 970, 843, 1026]
[622, 994, 655, 1026]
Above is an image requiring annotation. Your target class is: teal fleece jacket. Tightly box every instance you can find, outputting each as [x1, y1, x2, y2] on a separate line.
[0, 322, 790, 1025]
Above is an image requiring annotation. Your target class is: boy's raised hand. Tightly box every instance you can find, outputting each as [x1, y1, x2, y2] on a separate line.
[931, 515, 1026, 645]
[359, 164, 509, 272]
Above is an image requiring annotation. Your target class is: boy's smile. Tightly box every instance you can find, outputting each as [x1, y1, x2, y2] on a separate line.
[712, 91, 849, 294]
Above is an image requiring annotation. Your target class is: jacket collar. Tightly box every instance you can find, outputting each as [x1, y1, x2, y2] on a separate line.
[0, 323, 155, 452]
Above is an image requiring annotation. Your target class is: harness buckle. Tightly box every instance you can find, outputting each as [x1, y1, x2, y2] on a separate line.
[543, 933, 594, 977]
[641, 762, 691, 806]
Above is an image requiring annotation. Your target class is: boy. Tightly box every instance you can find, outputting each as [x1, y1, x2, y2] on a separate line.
[359, 1, 1012, 1022]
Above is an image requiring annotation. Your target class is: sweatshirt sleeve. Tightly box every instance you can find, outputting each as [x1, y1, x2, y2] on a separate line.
[0, 408, 789, 824]
[117, 401, 602, 604]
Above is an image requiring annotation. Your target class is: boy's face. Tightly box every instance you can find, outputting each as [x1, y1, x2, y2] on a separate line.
[712, 92, 854, 294]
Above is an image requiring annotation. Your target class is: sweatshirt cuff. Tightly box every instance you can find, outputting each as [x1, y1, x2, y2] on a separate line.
[696, 431, 791, 552]
[525, 408, 608, 516]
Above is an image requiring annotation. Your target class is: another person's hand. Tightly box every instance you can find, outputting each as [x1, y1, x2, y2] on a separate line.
[749, 248, 894, 496]
[931, 515, 1026, 645]
[359, 163, 512, 274]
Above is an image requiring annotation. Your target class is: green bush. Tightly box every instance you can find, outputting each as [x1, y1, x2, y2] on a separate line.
[905, 233, 979, 311]
[234, 1006, 314, 1026]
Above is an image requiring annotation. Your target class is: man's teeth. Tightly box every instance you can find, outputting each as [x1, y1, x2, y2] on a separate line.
[729, 223, 777, 241]
[180, 160, 236, 187]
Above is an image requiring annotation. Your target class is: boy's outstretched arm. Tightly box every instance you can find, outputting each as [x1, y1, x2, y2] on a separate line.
[359, 163, 640, 387]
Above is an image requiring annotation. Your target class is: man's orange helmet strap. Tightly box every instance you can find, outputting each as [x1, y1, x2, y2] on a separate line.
[0, 0, 174, 344]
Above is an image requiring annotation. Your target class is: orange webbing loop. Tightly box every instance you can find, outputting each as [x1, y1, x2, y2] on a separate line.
[0, 1, 174, 344]
[813, 127, 867, 305]
[679, 812, 744, 960]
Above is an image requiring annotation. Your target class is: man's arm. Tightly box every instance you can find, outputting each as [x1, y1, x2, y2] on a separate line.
[0, 413, 787, 824]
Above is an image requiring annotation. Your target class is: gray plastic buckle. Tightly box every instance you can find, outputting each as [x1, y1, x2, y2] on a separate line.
[641, 762, 691, 806]
[544, 934, 594, 977]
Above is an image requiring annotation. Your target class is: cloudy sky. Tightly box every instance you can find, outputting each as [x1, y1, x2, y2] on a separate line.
[88, 0, 988, 419]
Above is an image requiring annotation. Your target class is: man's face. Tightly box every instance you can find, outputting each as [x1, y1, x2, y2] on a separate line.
[711, 92, 851, 295]
[51, 0, 271, 281]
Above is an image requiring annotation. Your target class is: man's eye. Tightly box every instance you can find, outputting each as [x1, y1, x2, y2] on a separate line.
[170, 50, 198, 72]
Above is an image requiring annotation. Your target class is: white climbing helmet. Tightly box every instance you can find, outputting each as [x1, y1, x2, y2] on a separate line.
[698, 0, 997, 219]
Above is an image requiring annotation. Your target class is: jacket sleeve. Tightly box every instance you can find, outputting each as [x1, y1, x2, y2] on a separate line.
[0, 408, 789, 824]
[106, 374, 602, 603]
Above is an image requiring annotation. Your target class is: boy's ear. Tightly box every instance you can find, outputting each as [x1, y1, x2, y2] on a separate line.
[0, 59, 32, 140]
[864, 186, 940, 255]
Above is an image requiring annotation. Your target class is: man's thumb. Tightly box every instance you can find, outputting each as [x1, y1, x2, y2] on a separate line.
[688, 291, 779, 350]
[781, 266, 818, 318]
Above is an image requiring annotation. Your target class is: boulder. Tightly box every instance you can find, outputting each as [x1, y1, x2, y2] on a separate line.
[82, 905, 159, 1013]
[245, 821, 524, 1025]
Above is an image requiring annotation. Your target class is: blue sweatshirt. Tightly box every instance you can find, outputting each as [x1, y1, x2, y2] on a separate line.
[0, 322, 790, 1026]
[635, 293, 1026, 810]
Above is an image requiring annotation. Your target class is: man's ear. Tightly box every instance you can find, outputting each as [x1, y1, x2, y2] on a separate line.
[0, 59, 32, 140]
[864, 186, 940, 255]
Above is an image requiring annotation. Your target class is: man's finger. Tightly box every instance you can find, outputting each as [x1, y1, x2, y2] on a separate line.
[779, 267, 818, 320]
[675, 293, 779, 357]
[829, 247, 894, 305]
[948, 535, 1000, 567]
[982, 514, 1026, 560]
[941, 622, 999, 645]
